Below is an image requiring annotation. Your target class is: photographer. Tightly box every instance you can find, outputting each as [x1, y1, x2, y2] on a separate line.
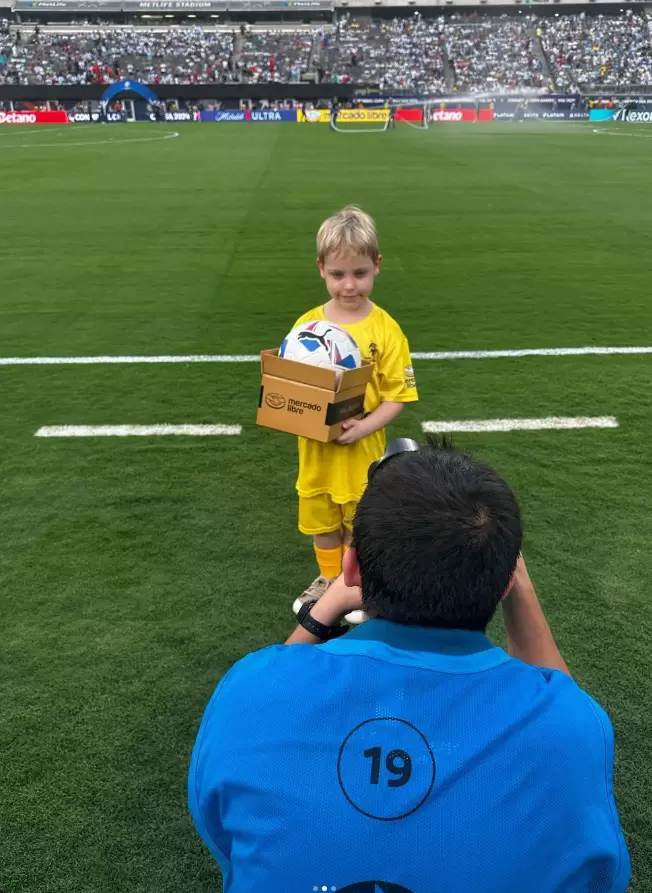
[189, 439, 630, 893]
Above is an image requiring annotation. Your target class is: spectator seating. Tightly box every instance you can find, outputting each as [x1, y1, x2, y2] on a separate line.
[1, 13, 650, 90]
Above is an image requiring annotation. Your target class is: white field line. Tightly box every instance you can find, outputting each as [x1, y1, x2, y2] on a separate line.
[2, 345, 652, 367]
[592, 128, 652, 139]
[0, 131, 180, 151]
[1, 354, 258, 366]
[0, 124, 94, 139]
[35, 424, 241, 438]
[422, 416, 619, 434]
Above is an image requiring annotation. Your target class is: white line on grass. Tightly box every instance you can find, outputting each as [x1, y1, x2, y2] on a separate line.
[3, 345, 652, 367]
[0, 131, 180, 151]
[0, 124, 94, 140]
[592, 128, 652, 139]
[35, 424, 241, 437]
[412, 346, 652, 361]
[422, 416, 619, 434]
[1, 354, 258, 366]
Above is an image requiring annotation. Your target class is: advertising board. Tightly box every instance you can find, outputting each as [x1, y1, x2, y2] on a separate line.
[0, 110, 69, 124]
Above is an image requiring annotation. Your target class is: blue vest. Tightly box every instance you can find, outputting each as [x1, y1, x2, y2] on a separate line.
[189, 621, 630, 893]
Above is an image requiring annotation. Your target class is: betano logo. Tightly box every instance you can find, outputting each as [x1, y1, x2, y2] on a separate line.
[431, 110, 463, 122]
[0, 111, 37, 124]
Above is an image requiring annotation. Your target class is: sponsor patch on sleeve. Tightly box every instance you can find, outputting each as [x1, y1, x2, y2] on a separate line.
[405, 365, 416, 389]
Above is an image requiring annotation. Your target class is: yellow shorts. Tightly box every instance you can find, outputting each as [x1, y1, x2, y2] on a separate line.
[298, 494, 358, 536]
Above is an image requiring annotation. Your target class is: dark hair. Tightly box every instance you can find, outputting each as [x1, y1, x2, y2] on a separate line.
[353, 440, 523, 631]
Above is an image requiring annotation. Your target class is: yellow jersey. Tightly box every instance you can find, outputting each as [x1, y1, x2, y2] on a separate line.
[293, 304, 418, 503]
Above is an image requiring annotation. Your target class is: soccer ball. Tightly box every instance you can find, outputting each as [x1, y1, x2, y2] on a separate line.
[280, 321, 362, 373]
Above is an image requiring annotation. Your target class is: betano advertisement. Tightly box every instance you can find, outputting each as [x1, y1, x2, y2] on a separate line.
[430, 108, 494, 123]
[0, 110, 69, 124]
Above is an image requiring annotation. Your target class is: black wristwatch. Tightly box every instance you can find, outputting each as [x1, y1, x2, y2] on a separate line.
[297, 600, 348, 642]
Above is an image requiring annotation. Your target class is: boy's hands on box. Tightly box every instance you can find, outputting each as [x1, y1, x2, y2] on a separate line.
[335, 419, 367, 445]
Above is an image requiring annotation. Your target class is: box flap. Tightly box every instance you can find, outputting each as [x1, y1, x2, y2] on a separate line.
[337, 360, 374, 392]
[262, 350, 373, 393]
[261, 349, 337, 390]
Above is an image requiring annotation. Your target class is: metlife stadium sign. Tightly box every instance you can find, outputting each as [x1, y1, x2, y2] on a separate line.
[14, 0, 333, 10]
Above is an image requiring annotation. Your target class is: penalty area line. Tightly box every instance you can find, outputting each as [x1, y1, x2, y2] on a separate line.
[422, 416, 619, 434]
[35, 424, 242, 437]
[3, 345, 652, 366]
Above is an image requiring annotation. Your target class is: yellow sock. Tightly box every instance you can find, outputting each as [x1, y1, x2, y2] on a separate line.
[314, 545, 342, 580]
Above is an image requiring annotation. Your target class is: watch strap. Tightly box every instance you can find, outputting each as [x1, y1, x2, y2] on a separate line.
[297, 600, 347, 641]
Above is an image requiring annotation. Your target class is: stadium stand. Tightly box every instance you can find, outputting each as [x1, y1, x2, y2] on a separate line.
[538, 11, 652, 89]
[238, 29, 315, 83]
[445, 15, 547, 93]
[325, 18, 446, 93]
[1, 13, 650, 90]
[0, 26, 235, 85]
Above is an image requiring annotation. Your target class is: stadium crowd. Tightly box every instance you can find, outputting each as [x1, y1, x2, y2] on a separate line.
[0, 24, 235, 85]
[446, 16, 547, 92]
[1, 12, 651, 90]
[539, 11, 652, 89]
[325, 17, 447, 93]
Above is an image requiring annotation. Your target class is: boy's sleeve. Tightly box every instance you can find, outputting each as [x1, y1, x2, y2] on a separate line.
[378, 323, 419, 403]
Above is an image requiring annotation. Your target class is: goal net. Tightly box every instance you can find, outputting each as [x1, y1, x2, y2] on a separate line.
[394, 104, 430, 130]
[329, 102, 456, 133]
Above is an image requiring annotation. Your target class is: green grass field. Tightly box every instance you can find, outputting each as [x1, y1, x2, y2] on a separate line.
[1, 120, 651, 893]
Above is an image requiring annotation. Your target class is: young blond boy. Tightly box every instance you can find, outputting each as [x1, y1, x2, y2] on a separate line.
[292, 206, 418, 617]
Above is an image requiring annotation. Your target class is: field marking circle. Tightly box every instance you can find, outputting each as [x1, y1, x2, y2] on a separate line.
[0, 130, 180, 150]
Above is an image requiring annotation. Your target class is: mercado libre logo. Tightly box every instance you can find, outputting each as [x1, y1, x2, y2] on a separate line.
[265, 393, 286, 410]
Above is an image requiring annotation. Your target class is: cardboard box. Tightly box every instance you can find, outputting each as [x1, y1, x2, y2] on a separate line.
[257, 349, 373, 442]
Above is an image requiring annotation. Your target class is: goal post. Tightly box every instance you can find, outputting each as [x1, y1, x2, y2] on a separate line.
[328, 103, 439, 133]
[394, 104, 429, 130]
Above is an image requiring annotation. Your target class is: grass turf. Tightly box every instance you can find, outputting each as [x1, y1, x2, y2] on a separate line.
[0, 120, 651, 893]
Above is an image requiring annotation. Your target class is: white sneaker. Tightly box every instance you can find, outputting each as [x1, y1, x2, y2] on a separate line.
[292, 575, 334, 616]
[344, 609, 368, 625]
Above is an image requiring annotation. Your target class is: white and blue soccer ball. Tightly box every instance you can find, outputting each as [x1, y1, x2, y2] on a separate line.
[280, 321, 362, 372]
